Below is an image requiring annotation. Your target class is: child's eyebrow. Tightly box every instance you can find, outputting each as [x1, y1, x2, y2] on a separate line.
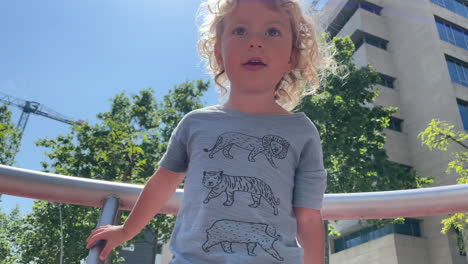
[228, 19, 287, 28]
[265, 20, 287, 28]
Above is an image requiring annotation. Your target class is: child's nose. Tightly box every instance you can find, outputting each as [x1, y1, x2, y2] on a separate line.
[247, 33, 265, 49]
[248, 38, 263, 49]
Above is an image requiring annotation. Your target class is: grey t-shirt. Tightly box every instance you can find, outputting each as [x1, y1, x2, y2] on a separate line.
[158, 104, 327, 264]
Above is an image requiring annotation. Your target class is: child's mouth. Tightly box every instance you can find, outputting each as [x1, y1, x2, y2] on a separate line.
[243, 59, 267, 71]
[242, 57, 266, 71]
[243, 63, 267, 71]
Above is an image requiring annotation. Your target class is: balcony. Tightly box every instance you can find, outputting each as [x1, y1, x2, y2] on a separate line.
[337, 8, 389, 41]
[353, 41, 397, 78]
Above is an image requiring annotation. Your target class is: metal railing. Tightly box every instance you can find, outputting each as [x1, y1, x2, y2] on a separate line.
[2, 164, 468, 263]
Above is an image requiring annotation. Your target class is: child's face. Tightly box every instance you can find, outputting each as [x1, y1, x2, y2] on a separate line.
[215, 0, 297, 94]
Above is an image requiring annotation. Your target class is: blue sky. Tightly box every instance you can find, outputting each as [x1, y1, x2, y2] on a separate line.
[1, 0, 327, 215]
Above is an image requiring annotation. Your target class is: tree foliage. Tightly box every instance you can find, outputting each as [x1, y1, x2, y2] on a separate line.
[0, 104, 20, 166]
[0, 104, 22, 263]
[294, 36, 431, 255]
[419, 119, 468, 236]
[0, 206, 23, 264]
[11, 81, 209, 263]
[295, 35, 428, 196]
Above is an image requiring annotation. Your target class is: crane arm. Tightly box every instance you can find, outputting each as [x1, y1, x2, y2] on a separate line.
[34, 110, 75, 126]
[0, 91, 84, 164]
[0, 91, 26, 109]
[0, 91, 82, 126]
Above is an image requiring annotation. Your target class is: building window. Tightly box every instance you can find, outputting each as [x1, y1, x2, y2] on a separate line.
[359, 1, 383, 15]
[355, 32, 388, 51]
[435, 17, 468, 50]
[446, 56, 468, 86]
[388, 117, 403, 132]
[333, 218, 421, 253]
[327, 0, 383, 37]
[457, 99, 468, 130]
[431, 0, 468, 18]
[366, 35, 387, 49]
[378, 73, 395, 88]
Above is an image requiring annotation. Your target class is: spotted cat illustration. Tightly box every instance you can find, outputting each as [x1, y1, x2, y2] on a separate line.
[202, 219, 283, 261]
[202, 170, 280, 215]
[203, 132, 290, 169]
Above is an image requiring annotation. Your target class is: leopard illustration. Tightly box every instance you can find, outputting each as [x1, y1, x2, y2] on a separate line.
[202, 219, 283, 261]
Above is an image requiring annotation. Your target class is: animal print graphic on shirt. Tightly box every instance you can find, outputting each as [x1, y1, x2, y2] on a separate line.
[202, 219, 284, 261]
[203, 132, 290, 169]
[202, 170, 280, 215]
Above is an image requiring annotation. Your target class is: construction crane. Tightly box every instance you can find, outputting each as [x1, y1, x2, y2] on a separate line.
[0, 91, 84, 142]
[0, 91, 84, 201]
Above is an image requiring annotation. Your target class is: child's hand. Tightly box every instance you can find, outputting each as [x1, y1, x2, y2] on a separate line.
[86, 224, 132, 261]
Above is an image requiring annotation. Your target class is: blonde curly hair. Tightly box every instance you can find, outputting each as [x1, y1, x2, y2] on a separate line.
[196, 0, 338, 111]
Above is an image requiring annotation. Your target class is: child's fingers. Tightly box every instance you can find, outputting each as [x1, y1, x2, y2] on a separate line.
[86, 240, 105, 250]
[91, 225, 111, 235]
[99, 243, 114, 261]
[89, 228, 107, 238]
[86, 232, 107, 249]
[86, 232, 100, 245]
[85, 238, 97, 249]
[86, 226, 111, 244]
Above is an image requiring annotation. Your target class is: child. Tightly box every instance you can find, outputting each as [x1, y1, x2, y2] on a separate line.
[86, 0, 336, 263]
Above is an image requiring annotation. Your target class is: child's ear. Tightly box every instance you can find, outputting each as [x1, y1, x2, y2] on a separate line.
[214, 43, 224, 71]
[288, 48, 299, 72]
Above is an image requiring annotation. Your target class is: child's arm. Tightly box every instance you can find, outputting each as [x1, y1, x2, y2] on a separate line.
[294, 207, 325, 264]
[86, 167, 186, 261]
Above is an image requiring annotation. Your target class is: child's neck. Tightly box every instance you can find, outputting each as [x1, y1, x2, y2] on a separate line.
[222, 99, 291, 115]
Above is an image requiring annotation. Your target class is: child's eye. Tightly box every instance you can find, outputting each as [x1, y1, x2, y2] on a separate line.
[266, 27, 281, 37]
[232, 27, 247, 36]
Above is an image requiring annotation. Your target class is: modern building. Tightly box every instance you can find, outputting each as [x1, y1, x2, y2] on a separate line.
[119, 231, 164, 264]
[320, 0, 468, 263]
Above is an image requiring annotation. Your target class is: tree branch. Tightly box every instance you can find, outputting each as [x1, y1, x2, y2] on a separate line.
[447, 135, 468, 150]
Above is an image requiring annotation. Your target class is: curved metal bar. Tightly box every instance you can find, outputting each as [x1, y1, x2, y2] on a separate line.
[0, 165, 181, 214]
[86, 196, 119, 264]
[322, 184, 468, 219]
[2, 164, 468, 220]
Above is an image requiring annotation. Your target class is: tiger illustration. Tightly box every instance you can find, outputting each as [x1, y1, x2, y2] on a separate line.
[202, 170, 280, 215]
[203, 132, 290, 169]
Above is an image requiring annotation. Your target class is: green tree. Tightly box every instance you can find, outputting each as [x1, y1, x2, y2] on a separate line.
[0, 104, 20, 166]
[14, 80, 209, 263]
[418, 119, 468, 256]
[0, 206, 23, 264]
[294, 35, 431, 261]
[0, 104, 22, 263]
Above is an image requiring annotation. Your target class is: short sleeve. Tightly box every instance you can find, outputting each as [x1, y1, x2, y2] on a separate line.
[158, 116, 189, 173]
[293, 124, 327, 210]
